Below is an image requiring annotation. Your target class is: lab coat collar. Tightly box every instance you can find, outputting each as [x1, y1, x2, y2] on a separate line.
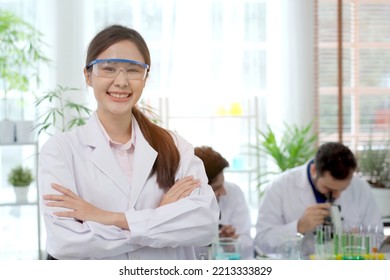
[80, 113, 158, 204]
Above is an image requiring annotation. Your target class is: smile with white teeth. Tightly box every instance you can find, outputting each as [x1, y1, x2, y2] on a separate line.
[108, 92, 131, 99]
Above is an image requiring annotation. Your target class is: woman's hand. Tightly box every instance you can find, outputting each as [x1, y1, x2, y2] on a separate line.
[159, 176, 200, 207]
[219, 224, 238, 239]
[43, 183, 128, 229]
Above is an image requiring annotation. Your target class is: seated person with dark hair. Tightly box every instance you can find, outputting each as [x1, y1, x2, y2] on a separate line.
[255, 142, 384, 258]
[194, 146, 254, 259]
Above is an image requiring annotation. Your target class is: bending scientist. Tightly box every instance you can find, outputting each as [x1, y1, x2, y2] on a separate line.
[38, 25, 219, 260]
[255, 142, 383, 258]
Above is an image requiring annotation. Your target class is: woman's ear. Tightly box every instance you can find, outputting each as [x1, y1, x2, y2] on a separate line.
[83, 68, 92, 86]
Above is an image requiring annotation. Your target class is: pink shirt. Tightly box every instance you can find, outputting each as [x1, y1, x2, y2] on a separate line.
[96, 114, 135, 186]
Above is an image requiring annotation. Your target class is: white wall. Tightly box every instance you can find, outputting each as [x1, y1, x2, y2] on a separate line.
[267, 0, 315, 133]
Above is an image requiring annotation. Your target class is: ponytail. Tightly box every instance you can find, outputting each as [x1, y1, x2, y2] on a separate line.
[132, 107, 180, 191]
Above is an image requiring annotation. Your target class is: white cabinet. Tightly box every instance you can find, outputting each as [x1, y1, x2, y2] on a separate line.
[0, 142, 43, 259]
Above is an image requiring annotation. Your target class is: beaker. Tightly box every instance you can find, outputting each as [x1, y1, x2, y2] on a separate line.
[211, 238, 241, 260]
[279, 234, 304, 260]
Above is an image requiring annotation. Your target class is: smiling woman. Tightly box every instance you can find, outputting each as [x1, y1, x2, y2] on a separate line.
[38, 24, 219, 260]
[1, 0, 269, 260]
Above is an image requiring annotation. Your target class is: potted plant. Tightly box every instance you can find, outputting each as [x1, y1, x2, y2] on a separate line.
[251, 122, 317, 195]
[8, 165, 34, 203]
[357, 140, 390, 188]
[357, 139, 390, 219]
[0, 9, 50, 143]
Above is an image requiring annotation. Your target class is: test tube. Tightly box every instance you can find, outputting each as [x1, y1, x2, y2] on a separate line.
[369, 225, 382, 254]
[315, 225, 324, 259]
[333, 233, 339, 256]
[364, 234, 370, 254]
[349, 232, 355, 256]
[323, 225, 332, 259]
[360, 225, 370, 255]
[341, 232, 348, 256]
[357, 236, 363, 256]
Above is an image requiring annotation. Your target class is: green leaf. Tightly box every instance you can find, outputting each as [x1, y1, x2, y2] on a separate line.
[34, 85, 92, 135]
[251, 122, 317, 192]
[0, 9, 50, 104]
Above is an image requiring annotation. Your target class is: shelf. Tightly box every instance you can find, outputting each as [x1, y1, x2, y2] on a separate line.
[0, 142, 42, 259]
[225, 168, 257, 173]
[160, 96, 261, 210]
[0, 185, 38, 206]
[0, 142, 37, 146]
[0, 201, 38, 207]
[0, 204, 41, 260]
[167, 115, 257, 119]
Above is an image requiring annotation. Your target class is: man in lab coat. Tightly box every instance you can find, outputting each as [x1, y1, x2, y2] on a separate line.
[255, 142, 383, 259]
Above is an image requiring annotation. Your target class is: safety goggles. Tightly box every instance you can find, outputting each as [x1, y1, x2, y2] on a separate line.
[86, 58, 149, 80]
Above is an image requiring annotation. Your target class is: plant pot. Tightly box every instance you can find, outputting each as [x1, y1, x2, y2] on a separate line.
[13, 186, 30, 204]
[15, 120, 35, 143]
[0, 119, 15, 143]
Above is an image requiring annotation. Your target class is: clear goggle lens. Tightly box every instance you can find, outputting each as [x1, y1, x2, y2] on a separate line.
[88, 59, 149, 80]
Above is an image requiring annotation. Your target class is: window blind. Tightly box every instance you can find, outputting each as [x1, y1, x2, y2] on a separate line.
[316, 0, 390, 151]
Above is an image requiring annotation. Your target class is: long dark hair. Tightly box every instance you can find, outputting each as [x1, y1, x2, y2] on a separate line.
[85, 25, 180, 191]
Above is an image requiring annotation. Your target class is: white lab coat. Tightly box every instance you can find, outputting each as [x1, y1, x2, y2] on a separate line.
[38, 113, 219, 260]
[255, 164, 383, 258]
[218, 181, 254, 259]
